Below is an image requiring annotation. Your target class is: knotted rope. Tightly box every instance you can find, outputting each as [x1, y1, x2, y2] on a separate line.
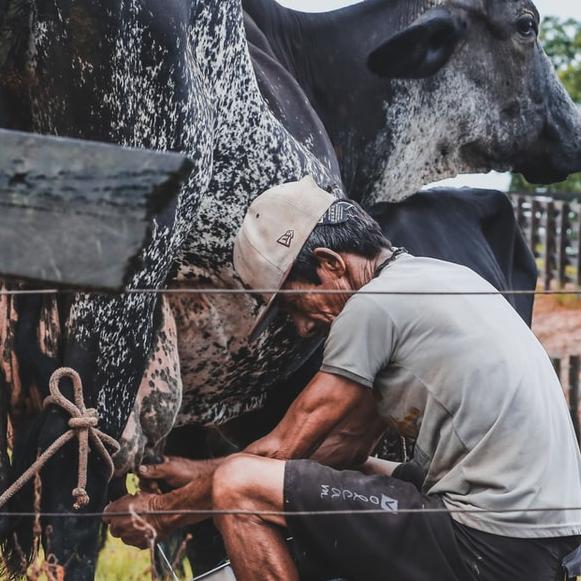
[0, 368, 120, 511]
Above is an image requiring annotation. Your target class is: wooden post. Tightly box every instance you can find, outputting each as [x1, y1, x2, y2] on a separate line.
[556, 202, 569, 287]
[576, 200, 581, 288]
[552, 357, 562, 380]
[530, 198, 540, 260]
[543, 201, 555, 291]
[516, 196, 526, 232]
[569, 356, 580, 444]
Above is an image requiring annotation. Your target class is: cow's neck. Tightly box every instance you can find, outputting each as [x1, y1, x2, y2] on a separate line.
[246, 0, 461, 203]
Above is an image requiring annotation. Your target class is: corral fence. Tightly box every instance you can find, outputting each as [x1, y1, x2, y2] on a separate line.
[511, 193, 581, 290]
[509, 193, 581, 445]
[552, 355, 580, 444]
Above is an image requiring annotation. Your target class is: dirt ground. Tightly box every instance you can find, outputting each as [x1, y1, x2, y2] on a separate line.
[532, 294, 581, 358]
[532, 292, 581, 424]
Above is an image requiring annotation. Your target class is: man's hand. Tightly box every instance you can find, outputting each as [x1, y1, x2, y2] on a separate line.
[138, 456, 206, 491]
[103, 493, 167, 549]
[104, 457, 223, 547]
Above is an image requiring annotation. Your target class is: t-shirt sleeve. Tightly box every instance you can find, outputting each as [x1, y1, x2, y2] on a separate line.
[321, 296, 396, 389]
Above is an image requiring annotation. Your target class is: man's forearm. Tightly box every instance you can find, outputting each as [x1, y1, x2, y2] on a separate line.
[138, 373, 380, 532]
[145, 429, 306, 532]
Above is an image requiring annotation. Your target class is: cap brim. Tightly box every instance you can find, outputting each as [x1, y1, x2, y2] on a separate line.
[249, 292, 282, 343]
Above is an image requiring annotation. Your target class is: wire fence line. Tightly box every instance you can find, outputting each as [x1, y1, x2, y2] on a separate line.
[3, 506, 581, 519]
[0, 288, 580, 297]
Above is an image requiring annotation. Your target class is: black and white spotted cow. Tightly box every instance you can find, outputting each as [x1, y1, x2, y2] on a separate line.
[0, 0, 577, 578]
[0, 0, 337, 577]
[2, 0, 326, 579]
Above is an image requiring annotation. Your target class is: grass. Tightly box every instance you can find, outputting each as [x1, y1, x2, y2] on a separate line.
[95, 536, 152, 581]
[95, 475, 193, 581]
[16, 474, 193, 581]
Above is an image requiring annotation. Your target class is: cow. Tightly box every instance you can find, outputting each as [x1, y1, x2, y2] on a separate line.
[243, 0, 581, 202]
[0, 0, 337, 577]
[0, 0, 577, 578]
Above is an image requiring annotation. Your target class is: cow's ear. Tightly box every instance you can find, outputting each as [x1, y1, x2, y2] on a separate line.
[367, 8, 467, 79]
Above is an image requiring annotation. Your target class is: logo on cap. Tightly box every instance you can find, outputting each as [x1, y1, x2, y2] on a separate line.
[277, 230, 295, 248]
[319, 201, 354, 225]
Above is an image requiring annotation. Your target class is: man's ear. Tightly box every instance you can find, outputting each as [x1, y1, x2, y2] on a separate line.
[367, 8, 467, 79]
[313, 248, 346, 278]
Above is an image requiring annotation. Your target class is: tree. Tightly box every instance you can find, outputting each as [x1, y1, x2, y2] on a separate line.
[509, 17, 581, 194]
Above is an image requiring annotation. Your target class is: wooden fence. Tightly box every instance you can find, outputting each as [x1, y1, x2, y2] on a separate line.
[511, 194, 581, 290]
[553, 355, 580, 444]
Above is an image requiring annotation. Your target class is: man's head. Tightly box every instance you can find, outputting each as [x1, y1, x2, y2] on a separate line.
[283, 201, 392, 337]
[234, 177, 392, 340]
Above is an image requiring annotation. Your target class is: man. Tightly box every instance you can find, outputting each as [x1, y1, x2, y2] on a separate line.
[105, 177, 581, 581]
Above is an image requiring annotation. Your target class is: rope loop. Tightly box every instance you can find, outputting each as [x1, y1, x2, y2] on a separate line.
[0, 367, 120, 512]
[68, 416, 98, 430]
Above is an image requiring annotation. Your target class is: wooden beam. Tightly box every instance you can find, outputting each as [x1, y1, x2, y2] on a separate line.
[0, 129, 193, 290]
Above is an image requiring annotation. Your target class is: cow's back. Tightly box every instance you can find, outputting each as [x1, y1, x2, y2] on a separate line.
[369, 188, 537, 324]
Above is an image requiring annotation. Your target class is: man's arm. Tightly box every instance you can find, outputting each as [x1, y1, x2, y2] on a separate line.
[245, 371, 382, 463]
[104, 372, 382, 543]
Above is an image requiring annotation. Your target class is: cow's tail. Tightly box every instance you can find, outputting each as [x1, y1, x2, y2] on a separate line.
[0, 370, 11, 538]
[0, 415, 46, 578]
[0, 294, 59, 579]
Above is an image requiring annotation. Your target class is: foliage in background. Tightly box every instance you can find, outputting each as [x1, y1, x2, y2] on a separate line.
[510, 17, 581, 194]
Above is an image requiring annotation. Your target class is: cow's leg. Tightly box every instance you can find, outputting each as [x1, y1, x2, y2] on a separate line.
[2, 295, 181, 580]
[0, 291, 105, 580]
[31, 315, 182, 581]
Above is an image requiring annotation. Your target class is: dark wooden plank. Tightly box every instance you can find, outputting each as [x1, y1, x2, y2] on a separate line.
[569, 356, 580, 444]
[0, 129, 193, 289]
[543, 201, 555, 291]
[556, 202, 569, 287]
[515, 196, 526, 231]
[576, 201, 581, 288]
[530, 198, 540, 259]
[552, 357, 561, 380]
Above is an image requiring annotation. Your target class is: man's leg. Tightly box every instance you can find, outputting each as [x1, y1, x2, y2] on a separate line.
[212, 454, 297, 581]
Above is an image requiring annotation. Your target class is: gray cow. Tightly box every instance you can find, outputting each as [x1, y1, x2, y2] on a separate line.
[244, 0, 581, 202]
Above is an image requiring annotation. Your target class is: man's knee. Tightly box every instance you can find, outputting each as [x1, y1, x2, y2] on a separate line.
[212, 454, 262, 510]
[212, 454, 287, 529]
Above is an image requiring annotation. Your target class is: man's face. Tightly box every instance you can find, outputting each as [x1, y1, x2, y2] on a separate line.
[280, 249, 353, 338]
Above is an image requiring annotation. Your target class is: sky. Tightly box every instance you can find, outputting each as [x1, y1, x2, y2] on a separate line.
[280, 0, 581, 191]
[281, 0, 581, 20]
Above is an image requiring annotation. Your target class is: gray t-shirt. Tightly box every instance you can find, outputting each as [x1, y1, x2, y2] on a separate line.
[321, 253, 581, 538]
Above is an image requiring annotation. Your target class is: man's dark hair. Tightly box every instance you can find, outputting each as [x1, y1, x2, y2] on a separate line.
[288, 200, 392, 284]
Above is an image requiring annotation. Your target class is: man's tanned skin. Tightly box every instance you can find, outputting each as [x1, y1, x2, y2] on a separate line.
[103, 249, 394, 551]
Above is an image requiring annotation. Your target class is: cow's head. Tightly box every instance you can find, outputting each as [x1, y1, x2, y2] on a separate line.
[365, 0, 581, 202]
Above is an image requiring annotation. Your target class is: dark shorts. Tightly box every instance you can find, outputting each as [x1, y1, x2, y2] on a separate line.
[283, 460, 580, 581]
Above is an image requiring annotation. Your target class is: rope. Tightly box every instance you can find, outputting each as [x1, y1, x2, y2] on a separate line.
[0, 368, 120, 511]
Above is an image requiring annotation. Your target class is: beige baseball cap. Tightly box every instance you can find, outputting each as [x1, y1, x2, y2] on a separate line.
[234, 176, 336, 342]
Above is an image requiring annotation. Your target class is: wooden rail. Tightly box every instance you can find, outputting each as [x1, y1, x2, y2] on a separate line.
[511, 194, 581, 290]
[0, 129, 193, 290]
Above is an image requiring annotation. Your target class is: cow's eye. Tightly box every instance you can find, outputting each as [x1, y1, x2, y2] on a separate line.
[516, 15, 538, 38]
